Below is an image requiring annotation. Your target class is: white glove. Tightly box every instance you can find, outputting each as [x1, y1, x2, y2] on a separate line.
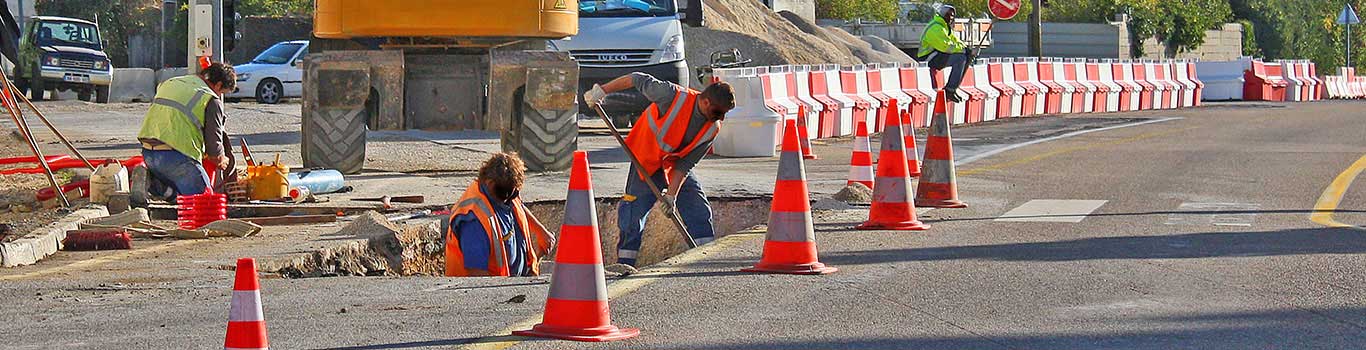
[660, 193, 679, 217]
[584, 84, 607, 107]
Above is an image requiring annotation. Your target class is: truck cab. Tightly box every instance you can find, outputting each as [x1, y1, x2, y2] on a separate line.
[553, 0, 702, 125]
[14, 16, 113, 103]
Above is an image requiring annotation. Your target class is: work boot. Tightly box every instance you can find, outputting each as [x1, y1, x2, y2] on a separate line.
[945, 88, 964, 103]
[129, 164, 150, 207]
[604, 263, 638, 277]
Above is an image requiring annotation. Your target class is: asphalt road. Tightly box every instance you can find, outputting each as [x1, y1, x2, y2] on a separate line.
[1, 100, 1364, 349]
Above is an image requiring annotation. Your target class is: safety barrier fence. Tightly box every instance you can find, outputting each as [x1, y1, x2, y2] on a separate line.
[1194, 57, 1333, 102]
[713, 58, 1224, 157]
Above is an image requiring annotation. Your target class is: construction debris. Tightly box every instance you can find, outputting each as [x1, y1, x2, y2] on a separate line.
[267, 211, 443, 278]
[80, 208, 262, 239]
[240, 214, 336, 226]
[832, 183, 874, 204]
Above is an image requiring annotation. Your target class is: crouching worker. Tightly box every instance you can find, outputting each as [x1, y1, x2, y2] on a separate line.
[445, 153, 556, 277]
[135, 62, 237, 199]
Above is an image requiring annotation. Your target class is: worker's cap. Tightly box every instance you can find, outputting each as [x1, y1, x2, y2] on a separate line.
[938, 4, 956, 17]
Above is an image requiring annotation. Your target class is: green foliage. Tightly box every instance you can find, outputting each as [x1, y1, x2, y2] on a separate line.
[1237, 19, 1261, 57]
[237, 0, 311, 17]
[817, 0, 900, 23]
[1041, 0, 1230, 56]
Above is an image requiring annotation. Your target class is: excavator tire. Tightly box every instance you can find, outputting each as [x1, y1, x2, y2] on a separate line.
[302, 107, 367, 174]
[503, 91, 576, 172]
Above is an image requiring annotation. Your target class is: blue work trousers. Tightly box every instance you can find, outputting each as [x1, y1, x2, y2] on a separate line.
[141, 149, 210, 198]
[617, 170, 714, 266]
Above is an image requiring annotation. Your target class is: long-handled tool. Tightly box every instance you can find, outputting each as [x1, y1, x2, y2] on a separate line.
[2, 76, 96, 171]
[0, 72, 68, 207]
[591, 104, 698, 249]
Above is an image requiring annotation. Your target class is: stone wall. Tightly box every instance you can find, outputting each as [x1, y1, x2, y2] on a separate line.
[764, 0, 816, 24]
[1133, 23, 1244, 61]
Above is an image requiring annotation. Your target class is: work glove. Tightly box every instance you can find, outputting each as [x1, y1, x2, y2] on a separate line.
[584, 84, 607, 107]
[660, 193, 679, 218]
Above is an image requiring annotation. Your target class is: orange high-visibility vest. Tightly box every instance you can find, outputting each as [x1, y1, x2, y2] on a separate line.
[624, 89, 720, 177]
[445, 182, 552, 277]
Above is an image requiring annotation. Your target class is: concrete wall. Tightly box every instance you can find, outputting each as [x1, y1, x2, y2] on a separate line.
[1134, 23, 1243, 61]
[226, 16, 312, 65]
[983, 22, 1123, 59]
[765, 0, 815, 24]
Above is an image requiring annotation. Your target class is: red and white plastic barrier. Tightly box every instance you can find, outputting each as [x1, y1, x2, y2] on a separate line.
[1108, 59, 1141, 112]
[1085, 59, 1117, 112]
[973, 61, 1001, 122]
[870, 63, 914, 124]
[1245, 59, 1288, 101]
[1068, 58, 1097, 113]
[810, 64, 858, 137]
[790, 65, 825, 139]
[840, 65, 882, 133]
[1171, 59, 1199, 107]
[988, 58, 1024, 118]
[1037, 57, 1068, 114]
[1015, 58, 1048, 116]
[758, 66, 801, 124]
[897, 61, 934, 128]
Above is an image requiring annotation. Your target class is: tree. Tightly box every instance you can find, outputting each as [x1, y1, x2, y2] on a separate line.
[817, 0, 900, 23]
[36, 0, 162, 67]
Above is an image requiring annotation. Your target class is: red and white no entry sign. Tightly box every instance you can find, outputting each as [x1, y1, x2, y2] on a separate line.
[990, 0, 1023, 20]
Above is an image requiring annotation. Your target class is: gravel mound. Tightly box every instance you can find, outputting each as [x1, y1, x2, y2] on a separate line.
[832, 182, 874, 204]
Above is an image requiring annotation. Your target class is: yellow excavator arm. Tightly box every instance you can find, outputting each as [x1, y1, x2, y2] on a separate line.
[314, 0, 578, 39]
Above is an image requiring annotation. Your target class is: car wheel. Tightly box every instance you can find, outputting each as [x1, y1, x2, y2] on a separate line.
[14, 78, 27, 95]
[78, 89, 92, 102]
[95, 85, 110, 103]
[256, 79, 283, 104]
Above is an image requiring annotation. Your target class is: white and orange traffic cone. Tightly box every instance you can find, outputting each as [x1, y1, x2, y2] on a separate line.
[743, 119, 837, 275]
[900, 111, 922, 178]
[916, 91, 968, 208]
[847, 120, 874, 189]
[857, 106, 931, 231]
[514, 151, 639, 342]
[224, 258, 269, 350]
[796, 104, 818, 160]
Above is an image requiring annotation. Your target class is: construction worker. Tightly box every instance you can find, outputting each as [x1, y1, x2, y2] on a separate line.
[917, 4, 976, 102]
[584, 73, 736, 268]
[445, 153, 555, 277]
[135, 62, 236, 199]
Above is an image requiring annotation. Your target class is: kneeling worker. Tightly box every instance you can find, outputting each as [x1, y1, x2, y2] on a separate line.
[136, 62, 237, 199]
[584, 72, 735, 268]
[446, 153, 555, 277]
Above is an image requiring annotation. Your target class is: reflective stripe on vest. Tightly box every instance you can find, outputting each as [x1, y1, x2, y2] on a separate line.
[646, 90, 691, 152]
[151, 90, 209, 129]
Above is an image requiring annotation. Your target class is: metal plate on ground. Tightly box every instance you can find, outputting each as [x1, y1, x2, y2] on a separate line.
[996, 200, 1109, 223]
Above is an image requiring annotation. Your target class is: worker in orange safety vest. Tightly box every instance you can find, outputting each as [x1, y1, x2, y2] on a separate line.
[445, 153, 555, 277]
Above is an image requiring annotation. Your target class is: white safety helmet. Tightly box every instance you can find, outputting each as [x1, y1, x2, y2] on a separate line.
[938, 4, 956, 18]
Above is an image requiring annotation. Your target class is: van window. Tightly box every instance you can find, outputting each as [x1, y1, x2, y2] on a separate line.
[250, 43, 304, 65]
[579, 0, 676, 17]
[35, 21, 100, 49]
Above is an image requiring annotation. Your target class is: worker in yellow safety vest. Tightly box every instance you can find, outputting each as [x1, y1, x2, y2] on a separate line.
[917, 5, 977, 103]
[135, 62, 237, 200]
[445, 153, 556, 277]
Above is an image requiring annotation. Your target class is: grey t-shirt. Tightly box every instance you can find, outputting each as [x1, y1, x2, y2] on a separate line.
[631, 72, 713, 173]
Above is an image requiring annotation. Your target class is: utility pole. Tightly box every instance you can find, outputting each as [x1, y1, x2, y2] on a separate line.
[1028, 0, 1043, 57]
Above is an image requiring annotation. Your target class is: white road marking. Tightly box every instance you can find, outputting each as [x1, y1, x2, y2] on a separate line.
[996, 199, 1109, 223]
[957, 117, 1182, 166]
[1165, 202, 1260, 227]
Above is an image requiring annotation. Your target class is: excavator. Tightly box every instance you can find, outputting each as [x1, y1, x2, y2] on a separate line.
[302, 0, 581, 173]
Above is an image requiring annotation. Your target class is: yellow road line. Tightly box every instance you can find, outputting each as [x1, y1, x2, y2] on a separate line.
[959, 126, 1199, 176]
[1310, 154, 1366, 230]
[0, 240, 205, 281]
[460, 233, 762, 350]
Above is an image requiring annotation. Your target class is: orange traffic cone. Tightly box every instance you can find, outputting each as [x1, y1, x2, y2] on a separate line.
[743, 119, 837, 275]
[224, 258, 269, 350]
[847, 120, 874, 189]
[858, 104, 930, 231]
[900, 111, 922, 178]
[796, 105, 818, 160]
[514, 151, 639, 342]
[916, 91, 967, 208]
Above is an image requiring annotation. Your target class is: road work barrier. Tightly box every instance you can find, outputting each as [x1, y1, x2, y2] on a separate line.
[715, 57, 1222, 156]
[1015, 58, 1048, 116]
[1327, 67, 1361, 99]
[1091, 59, 1122, 113]
[898, 62, 935, 128]
[859, 102, 930, 231]
[841, 65, 883, 133]
[225, 258, 270, 350]
[111, 68, 155, 103]
[989, 58, 1024, 119]
[514, 151, 640, 342]
[1278, 59, 1309, 102]
[744, 119, 838, 274]
[972, 61, 1001, 122]
[1038, 58, 1068, 114]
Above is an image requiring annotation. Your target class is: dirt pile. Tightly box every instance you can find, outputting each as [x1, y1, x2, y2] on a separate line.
[832, 182, 873, 204]
[684, 0, 912, 74]
[0, 129, 78, 240]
